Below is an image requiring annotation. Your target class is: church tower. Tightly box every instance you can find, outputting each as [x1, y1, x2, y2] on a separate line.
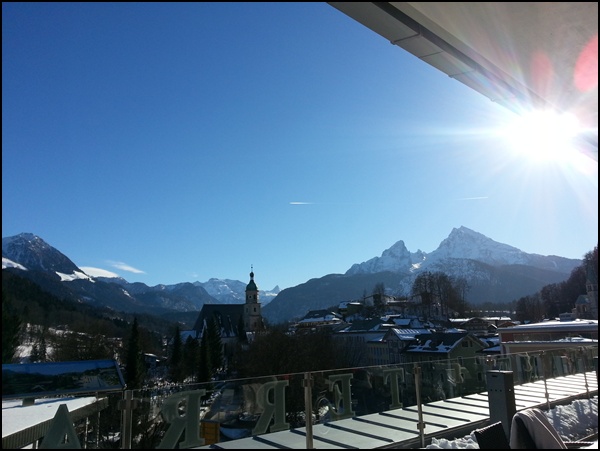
[244, 266, 263, 332]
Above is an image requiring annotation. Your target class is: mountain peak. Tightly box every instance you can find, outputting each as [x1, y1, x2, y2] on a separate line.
[3, 232, 45, 252]
[433, 226, 523, 264]
[263, 227, 584, 324]
[343, 226, 582, 277]
[345, 239, 412, 275]
[2, 233, 81, 275]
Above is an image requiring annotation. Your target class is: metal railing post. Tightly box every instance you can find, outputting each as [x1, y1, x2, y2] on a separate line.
[578, 348, 591, 399]
[540, 351, 551, 410]
[485, 370, 516, 438]
[414, 364, 425, 448]
[304, 372, 314, 449]
[119, 390, 134, 449]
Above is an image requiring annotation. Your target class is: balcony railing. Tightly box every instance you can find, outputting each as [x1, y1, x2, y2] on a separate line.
[2, 345, 598, 449]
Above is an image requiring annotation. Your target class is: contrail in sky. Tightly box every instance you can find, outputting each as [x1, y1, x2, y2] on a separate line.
[455, 196, 489, 201]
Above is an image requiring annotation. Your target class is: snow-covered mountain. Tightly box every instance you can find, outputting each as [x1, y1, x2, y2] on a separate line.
[2, 233, 278, 314]
[2, 227, 586, 325]
[2, 233, 92, 282]
[347, 226, 580, 276]
[2, 233, 215, 314]
[262, 226, 584, 324]
[195, 278, 279, 306]
[346, 240, 417, 275]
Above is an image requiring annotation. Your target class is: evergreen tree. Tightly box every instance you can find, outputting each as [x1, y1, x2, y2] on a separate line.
[169, 325, 184, 382]
[2, 291, 22, 363]
[29, 326, 48, 363]
[183, 335, 200, 382]
[125, 318, 145, 389]
[237, 315, 247, 344]
[584, 245, 598, 319]
[198, 330, 211, 383]
[206, 316, 223, 374]
[584, 245, 598, 286]
[227, 315, 248, 375]
[372, 282, 386, 317]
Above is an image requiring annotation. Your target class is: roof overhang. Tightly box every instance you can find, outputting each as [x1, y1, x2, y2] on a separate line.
[329, 2, 598, 161]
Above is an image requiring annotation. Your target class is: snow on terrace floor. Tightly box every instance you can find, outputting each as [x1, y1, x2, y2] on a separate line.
[425, 396, 598, 449]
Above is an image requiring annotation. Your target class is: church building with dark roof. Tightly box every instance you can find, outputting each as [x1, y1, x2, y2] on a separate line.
[191, 269, 265, 363]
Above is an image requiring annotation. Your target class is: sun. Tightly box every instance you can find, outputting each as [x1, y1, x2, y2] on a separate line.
[501, 110, 581, 163]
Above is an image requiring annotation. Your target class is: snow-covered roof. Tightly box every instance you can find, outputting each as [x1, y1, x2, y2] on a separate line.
[406, 332, 471, 354]
[2, 396, 106, 448]
[498, 319, 598, 332]
[387, 328, 432, 341]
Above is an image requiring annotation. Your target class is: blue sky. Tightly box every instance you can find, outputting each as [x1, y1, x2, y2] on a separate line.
[2, 3, 597, 291]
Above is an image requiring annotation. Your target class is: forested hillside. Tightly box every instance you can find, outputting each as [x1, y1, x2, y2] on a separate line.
[2, 271, 179, 362]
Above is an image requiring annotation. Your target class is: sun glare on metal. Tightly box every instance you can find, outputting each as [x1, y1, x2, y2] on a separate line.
[502, 110, 581, 163]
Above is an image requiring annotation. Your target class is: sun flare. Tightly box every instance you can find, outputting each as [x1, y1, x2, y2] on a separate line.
[501, 110, 581, 163]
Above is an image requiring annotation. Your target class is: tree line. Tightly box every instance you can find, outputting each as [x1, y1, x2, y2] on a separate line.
[1, 270, 166, 365]
[512, 245, 597, 322]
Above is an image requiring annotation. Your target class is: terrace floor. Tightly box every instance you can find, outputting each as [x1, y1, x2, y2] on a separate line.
[196, 371, 598, 449]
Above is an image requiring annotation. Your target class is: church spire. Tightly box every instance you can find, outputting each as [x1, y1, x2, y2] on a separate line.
[244, 265, 262, 332]
[245, 265, 258, 295]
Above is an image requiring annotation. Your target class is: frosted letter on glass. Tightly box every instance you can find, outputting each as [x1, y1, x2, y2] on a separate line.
[327, 373, 355, 420]
[383, 368, 405, 409]
[40, 404, 81, 449]
[252, 380, 290, 434]
[158, 389, 206, 448]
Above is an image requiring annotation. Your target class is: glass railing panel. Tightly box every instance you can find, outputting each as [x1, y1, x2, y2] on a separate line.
[484, 345, 598, 389]
[410, 357, 490, 403]
[16, 344, 594, 449]
[120, 345, 597, 448]
[310, 364, 409, 420]
[299, 363, 424, 448]
[126, 374, 299, 448]
[88, 390, 126, 448]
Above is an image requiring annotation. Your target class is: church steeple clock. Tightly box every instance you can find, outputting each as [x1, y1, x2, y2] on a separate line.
[244, 265, 263, 332]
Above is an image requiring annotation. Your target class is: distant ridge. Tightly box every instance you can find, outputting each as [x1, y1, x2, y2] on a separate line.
[2, 228, 584, 325]
[262, 226, 583, 324]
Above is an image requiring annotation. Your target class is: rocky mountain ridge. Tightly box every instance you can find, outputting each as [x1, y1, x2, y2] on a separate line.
[2, 227, 584, 324]
[262, 227, 583, 323]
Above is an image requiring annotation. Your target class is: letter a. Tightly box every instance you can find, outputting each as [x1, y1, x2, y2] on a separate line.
[39, 404, 82, 449]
